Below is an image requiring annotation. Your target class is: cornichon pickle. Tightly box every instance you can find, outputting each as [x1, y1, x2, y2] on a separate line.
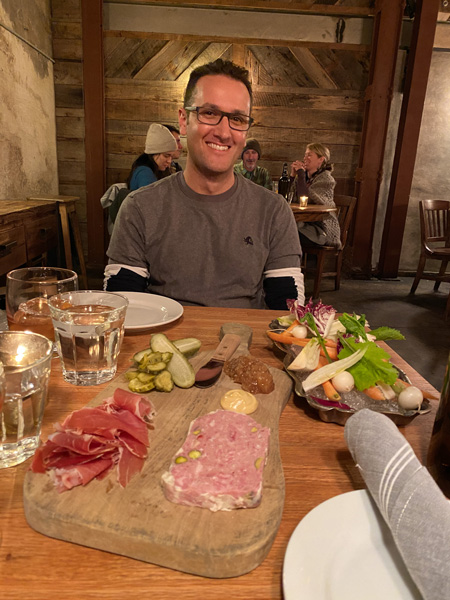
[125, 370, 140, 381]
[145, 361, 168, 374]
[137, 372, 155, 383]
[128, 378, 155, 393]
[154, 370, 174, 392]
[150, 334, 195, 388]
[132, 348, 152, 363]
[148, 352, 163, 364]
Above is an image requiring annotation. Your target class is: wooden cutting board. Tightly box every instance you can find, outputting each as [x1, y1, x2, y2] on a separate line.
[23, 323, 293, 578]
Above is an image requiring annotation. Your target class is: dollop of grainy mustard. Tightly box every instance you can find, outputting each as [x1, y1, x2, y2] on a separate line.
[220, 389, 258, 414]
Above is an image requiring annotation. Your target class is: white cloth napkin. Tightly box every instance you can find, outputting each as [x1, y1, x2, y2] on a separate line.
[344, 408, 450, 600]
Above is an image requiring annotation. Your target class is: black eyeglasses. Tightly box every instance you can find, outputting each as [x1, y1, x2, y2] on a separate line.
[185, 106, 253, 131]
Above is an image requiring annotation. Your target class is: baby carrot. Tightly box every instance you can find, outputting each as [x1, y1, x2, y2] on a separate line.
[363, 385, 385, 401]
[322, 380, 341, 401]
[266, 331, 338, 358]
[285, 319, 300, 333]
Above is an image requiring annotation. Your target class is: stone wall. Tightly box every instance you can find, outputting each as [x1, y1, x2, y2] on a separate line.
[0, 0, 58, 200]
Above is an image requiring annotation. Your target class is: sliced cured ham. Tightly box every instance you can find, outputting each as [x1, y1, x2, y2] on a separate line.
[48, 431, 121, 455]
[31, 389, 156, 492]
[61, 406, 150, 447]
[50, 457, 115, 493]
[105, 388, 156, 422]
[117, 446, 147, 488]
[162, 410, 270, 512]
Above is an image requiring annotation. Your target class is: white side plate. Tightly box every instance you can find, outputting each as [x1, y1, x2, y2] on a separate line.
[115, 292, 183, 331]
[283, 490, 422, 600]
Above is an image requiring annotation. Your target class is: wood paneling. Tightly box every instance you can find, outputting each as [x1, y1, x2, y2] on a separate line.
[103, 0, 375, 16]
[53, 62, 83, 85]
[53, 38, 83, 60]
[52, 0, 87, 263]
[81, 0, 106, 269]
[55, 115, 85, 139]
[51, 0, 372, 270]
[104, 30, 370, 52]
[104, 40, 368, 191]
[54, 84, 84, 108]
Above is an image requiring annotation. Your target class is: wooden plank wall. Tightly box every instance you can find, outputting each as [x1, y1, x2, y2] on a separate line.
[51, 0, 88, 250]
[104, 0, 376, 17]
[51, 0, 373, 264]
[104, 35, 369, 195]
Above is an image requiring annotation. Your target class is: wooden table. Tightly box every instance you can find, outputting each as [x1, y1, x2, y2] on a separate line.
[0, 200, 59, 276]
[290, 204, 337, 222]
[0, 306, 439, 600]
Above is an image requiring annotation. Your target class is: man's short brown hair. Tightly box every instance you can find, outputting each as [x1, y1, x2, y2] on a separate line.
[184, 59, 253, 110]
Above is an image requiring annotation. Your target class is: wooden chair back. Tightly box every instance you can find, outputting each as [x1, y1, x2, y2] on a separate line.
[302, 194, 357, 298]
[420, 199, 450, 246]
[410, 199, 450, 311]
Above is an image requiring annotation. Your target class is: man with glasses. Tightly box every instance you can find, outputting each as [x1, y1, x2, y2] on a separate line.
[105, 59, 304, 309]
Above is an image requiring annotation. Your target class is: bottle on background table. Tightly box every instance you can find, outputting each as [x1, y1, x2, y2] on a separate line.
[278, 162, 290, 199]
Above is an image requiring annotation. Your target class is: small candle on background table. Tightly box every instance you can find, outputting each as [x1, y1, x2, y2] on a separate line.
[299, 196, 308, 207]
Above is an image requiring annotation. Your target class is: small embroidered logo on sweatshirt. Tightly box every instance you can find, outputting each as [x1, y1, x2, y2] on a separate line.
[244, 236, 254, 245]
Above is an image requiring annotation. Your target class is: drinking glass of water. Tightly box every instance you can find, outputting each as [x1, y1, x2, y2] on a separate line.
[48, 290, 128, 386]
[0, 331, 53, 468]
[6, 267, 78, 341]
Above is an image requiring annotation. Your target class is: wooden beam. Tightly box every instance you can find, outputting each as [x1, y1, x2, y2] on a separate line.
[103, 30, 371, 52]
[377, 0, 440, 277]
[81, 0, 106, 270]
[104, 0, 375, 17]
[351, 0, 405, 276]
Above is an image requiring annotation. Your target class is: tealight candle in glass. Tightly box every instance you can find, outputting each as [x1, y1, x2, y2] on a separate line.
[299, 196, 308, 208]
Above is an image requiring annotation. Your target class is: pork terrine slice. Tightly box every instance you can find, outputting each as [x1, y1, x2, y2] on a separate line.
[161, 410, 270, 512]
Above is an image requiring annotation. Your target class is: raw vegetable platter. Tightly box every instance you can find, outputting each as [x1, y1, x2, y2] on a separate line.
[267, 300, 433, 426]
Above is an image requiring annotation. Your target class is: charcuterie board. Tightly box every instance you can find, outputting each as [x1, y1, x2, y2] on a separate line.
[23, 324, 293, 578]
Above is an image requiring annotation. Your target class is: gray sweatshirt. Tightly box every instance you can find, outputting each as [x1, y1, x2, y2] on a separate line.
[106, 172, 303, 308]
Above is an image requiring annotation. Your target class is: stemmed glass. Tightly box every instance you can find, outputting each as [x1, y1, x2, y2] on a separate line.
[6, 267, 78, 342]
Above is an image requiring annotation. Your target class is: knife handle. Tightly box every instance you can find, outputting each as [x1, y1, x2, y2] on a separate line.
[211, 334, 241, 362]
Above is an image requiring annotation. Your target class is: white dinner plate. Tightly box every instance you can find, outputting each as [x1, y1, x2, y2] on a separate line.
[283, 490, 422, 600]
[115, 292, 183, 332]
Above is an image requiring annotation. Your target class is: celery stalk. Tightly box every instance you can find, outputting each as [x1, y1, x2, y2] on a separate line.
[302, 348, 367, 393]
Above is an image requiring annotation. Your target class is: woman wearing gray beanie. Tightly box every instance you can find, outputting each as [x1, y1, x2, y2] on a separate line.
[127, 123, 177, 191]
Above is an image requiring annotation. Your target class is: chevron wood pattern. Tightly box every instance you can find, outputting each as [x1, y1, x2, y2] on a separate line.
[103, 38, 368, 195]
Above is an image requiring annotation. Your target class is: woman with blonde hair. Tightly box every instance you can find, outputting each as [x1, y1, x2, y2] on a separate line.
[290, 143, 341, 248]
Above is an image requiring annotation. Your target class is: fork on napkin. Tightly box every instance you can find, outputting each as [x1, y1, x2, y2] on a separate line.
[345, 409, 450, 600]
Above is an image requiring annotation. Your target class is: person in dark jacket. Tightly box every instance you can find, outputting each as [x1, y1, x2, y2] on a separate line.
[127, 123, 177, 191]
[108, 123, 177, 225]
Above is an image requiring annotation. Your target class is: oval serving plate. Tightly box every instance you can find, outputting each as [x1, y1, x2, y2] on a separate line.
[268, 319, 431, 426]
[283, 354, 431, 426]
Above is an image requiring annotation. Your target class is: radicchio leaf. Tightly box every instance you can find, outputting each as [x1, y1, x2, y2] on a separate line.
[287, 298, 336, 335]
